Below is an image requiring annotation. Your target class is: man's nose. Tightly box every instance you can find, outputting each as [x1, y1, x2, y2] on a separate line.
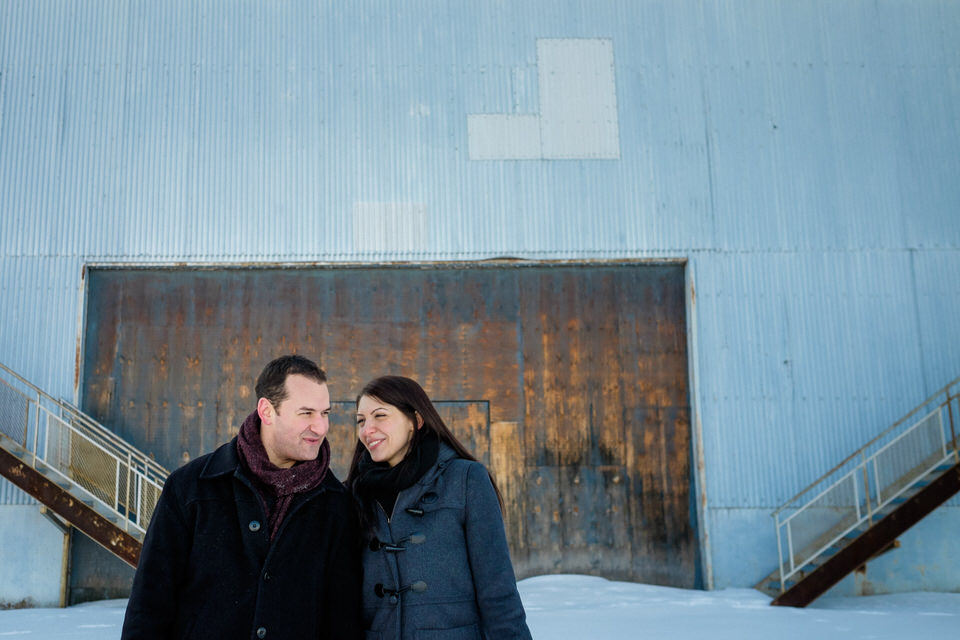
[310, 417, 329, 436]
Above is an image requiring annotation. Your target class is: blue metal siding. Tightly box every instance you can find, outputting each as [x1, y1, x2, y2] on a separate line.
[692, 250, 933, 508]
[1, 0, 959, 591]
[0, 257, 82, 396]
[2, 1, 958, 259]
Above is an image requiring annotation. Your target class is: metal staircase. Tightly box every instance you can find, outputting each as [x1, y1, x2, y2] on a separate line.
[0, 362, 168, 568]
[756, 377, 960, 607]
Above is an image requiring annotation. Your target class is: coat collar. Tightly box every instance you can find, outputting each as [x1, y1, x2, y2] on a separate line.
[198, 436, 344, 492]
[199, 437, 241, 479]
[412, 441, 458, 488]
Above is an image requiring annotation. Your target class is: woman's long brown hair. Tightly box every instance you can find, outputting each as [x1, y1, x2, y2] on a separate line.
[345, 375, 504, 509]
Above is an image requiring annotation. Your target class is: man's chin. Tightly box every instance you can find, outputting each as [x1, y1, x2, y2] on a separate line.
[298, 445, 324, 461]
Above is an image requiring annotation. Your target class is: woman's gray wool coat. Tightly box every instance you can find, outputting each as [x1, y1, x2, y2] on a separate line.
[361, 443, 532, 640]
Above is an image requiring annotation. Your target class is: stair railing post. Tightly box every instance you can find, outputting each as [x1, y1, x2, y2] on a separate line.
[135, 471, 144, 529]
[125, 452, 133, 529]
[947, 386, 957, 461]
[775, 513, 786, 593]
[32, 394, 41, 467]
[113, 453, 122, 514]
[872, 455, 882, 511]
[786, 520, 795, 577]
[861, 451, 873, 525]
[20, 393, 30, 449]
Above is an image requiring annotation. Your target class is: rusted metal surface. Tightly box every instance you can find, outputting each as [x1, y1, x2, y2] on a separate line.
[81, 262, 697, 587]
[0, 445, 141, 568]
[772, 460, 960, 607]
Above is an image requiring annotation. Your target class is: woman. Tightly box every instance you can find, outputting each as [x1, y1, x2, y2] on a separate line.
[347, 375, 532, 640]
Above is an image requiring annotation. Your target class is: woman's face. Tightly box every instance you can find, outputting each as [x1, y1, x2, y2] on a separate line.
[356, 395, 419, 467]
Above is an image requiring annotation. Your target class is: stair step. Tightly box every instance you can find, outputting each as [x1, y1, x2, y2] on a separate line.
[766, 579, 797, 591]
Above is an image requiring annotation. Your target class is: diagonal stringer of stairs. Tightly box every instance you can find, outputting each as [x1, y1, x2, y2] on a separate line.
[755, 376, 960, 607]
[0, 362, 168, 568]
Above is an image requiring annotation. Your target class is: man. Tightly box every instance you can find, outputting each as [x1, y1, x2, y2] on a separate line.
[121, 355, 361, 639]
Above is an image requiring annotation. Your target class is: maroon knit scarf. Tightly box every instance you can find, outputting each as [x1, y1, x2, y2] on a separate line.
[236, 410, 330, 540]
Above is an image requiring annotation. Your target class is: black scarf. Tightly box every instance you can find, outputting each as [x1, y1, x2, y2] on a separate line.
[353, 431, 439, 522]
[236, 410, 330, 540]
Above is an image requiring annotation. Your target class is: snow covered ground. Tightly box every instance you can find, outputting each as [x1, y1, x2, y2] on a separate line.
[1, 574, 958, 638]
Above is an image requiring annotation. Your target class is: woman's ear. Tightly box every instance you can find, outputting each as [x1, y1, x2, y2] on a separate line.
[415, 411, 424, 429]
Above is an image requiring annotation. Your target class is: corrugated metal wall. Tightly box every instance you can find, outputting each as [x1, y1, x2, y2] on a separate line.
[2, 0, 959, 594]
[4, 1, 954, 263]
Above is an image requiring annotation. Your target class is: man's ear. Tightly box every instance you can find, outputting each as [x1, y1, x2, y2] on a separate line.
[415, 411, 424, 429]
[257, 397, 274, 423]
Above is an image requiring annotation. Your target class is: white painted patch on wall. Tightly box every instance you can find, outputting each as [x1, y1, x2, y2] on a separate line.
[352, 202, 428, 252]
[467, 114, 542, 160]
[468, 38, 620, 161]
[538, 39, 620, 159]
[410, 102, 431, 117]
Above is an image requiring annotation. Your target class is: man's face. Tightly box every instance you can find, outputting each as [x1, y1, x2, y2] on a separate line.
[258, 374, 331, 469]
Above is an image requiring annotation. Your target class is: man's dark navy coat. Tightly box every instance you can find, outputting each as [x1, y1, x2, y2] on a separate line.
[121, 437, 362, 639]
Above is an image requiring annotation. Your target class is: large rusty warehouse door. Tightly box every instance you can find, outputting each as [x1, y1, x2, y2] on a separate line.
[78, 262, 699, 600]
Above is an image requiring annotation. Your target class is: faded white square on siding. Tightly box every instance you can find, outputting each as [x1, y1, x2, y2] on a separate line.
[352, 202, 428, 253]
[467, 114, 542, 160]
[538, 38, 620, 159]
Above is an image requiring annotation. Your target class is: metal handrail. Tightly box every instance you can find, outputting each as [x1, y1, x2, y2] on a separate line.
[0, 362, 165, 476]
[0, 361, 169, 534]
[772, 378, 960, 590]
[58, 400, 167, 482]
[774, 376, 960, 516]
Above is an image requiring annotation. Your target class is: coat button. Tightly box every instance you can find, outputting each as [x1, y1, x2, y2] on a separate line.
[389, 595, 398, 605]
[249, 520, 261, 532]
[256, 627, 267, 638]
[263, 572, 271, 582]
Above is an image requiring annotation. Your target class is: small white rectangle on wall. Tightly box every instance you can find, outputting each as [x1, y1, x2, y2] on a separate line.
[352, 202, 428, 253]
[467, 114, 542, 160]
[538, 38, 620, 159]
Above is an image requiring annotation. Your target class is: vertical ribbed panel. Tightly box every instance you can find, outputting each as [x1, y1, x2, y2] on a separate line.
[0, 478, 34, 505]
[2, 1, 956, 261]
[0, 257, 83, 398]
[693, 250, 932, 508]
